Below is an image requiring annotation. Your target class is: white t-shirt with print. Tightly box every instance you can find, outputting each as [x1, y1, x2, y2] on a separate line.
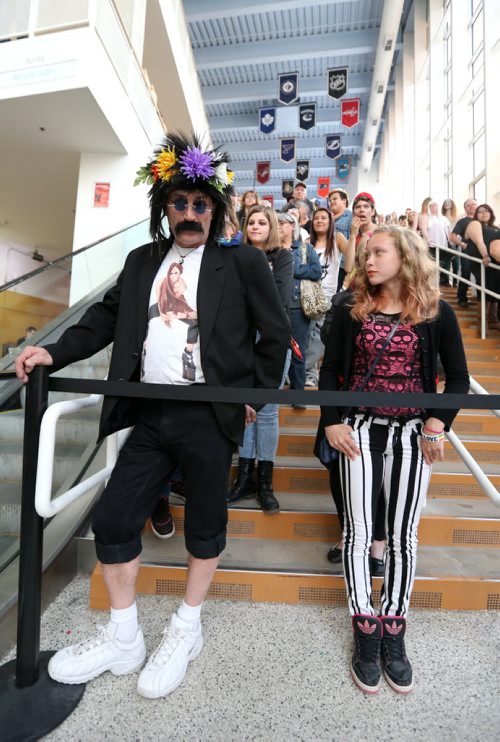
[315, 245, 341, 302]
[141, 244, 206, 385]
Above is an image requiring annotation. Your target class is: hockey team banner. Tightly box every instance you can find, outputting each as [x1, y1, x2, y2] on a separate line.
[341, 98, 360, 128]
[299, 103, 316, 131]
[280, 138, 296, 163]
[317, 177, 330, 199]
[296, 160, 309, 181]
[256, 161, 271, 185]
[327, 67, 348, 100]
[282, 179, 294, 198]
[259, 106, 276, 134]
[326, 134, 341, 160]
[336, 156, 351, 182]
[278, 72, 299, 106]
[262, 195, 274, 207]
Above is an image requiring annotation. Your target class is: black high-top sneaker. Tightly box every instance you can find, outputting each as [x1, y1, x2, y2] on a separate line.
[380, 616, 413, 693]
[351, 615, 382, 694]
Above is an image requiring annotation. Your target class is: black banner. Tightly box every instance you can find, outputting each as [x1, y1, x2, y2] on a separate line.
[296, 160, 309, 181]
[328, 66, 348, 100]
[299, 103, 316, 130]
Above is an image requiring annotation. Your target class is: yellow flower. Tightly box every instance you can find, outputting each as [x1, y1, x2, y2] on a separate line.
[156, 149, 177, 181]
[227, 170, 235, 183]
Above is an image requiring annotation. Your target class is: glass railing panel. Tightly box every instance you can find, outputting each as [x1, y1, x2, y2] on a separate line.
[0, 219, 150, 572]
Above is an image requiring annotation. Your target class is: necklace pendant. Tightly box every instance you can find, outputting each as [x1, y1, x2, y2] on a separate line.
[178, 256, 184, 264]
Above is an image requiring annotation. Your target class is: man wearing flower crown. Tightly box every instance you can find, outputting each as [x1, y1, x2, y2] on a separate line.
[15, 132, 290, 698]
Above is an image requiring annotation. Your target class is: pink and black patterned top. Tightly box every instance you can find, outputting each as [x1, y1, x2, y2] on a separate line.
[350, 312, 425, 418]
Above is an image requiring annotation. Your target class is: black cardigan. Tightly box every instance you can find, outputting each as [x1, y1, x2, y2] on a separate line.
[315, 296, 469, 449]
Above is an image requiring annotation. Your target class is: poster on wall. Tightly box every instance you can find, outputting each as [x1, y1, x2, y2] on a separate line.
[280, 138, 296, 162]
[282, 179, 294, 198]
[296, 160, 309, 181]
[93, 182, 110, 208]
[262, 195, 274, 207]
[326, 134, 341, 160]
[299, 103, 316, 130]
[259, 107, 276, 134]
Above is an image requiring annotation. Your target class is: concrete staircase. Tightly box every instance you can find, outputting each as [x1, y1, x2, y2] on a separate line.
[0, 348, 110, 549]
[89, 294, 500, 612]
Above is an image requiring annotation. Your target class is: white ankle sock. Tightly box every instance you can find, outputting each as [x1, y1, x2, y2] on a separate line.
[176, 600, 202, 625]
[110, 602, 139, 643]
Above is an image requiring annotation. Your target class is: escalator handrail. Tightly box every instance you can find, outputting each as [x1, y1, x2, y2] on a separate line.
[0, 219, 148, 293]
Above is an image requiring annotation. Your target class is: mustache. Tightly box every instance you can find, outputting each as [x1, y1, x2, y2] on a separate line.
[175, 221, 203, 234]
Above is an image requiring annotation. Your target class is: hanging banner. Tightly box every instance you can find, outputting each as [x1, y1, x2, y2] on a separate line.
[259, 106, 276, 134]
[317, 177, 331, 199]
[280, 138, 296, 163]
[278, 72, 299, 106]
[256, 161, 271, 185]
[299, 103, 316, 131]
[296, 160, 310, 181]
[326, 134, 341, 160]
[327, 67, 348, 100]
[262, 195, 274, 207]
[282, 179, 294, 199]
[341, 98, 360, 129]
[336, 156, 351, 182]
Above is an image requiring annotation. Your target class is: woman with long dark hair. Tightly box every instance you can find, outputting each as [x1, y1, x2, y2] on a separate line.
[464, 204, 500, 333]
[227, 205, 294, 512]
[316, 225, 468, 695]
[305, 208, 353, 387]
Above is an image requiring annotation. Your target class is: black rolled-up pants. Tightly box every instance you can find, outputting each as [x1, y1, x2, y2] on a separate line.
[92, 399, 234, 563]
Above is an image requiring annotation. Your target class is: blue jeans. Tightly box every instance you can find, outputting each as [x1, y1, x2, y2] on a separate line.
[239, 350, 291, 461]
[289, 307, 311, 390]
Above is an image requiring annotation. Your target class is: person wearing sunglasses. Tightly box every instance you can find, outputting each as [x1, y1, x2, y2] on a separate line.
[15, 132, 290, 700]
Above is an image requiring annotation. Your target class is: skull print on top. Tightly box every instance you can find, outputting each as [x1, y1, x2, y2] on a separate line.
[141, 245, 205, 385]
[349, 311, 425, 418]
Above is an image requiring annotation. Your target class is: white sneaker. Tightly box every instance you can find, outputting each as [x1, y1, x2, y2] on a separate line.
[48, 623, 146, 684]
[305, 379, 317, 388]
[136, 613, 203, 699]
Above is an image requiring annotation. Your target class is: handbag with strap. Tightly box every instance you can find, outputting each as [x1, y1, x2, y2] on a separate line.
[318, 319, 401, 466]
[299, 244, 329, 320]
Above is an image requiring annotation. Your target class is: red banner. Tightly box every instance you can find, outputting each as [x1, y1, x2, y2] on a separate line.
[317, 177, 330, 199]
[256, 161, 270, 184]
[262, 195, 274, 207]
[341, 98, 360, 129]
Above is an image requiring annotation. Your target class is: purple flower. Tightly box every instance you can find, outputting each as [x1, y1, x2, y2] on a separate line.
[179, 147, 214, 180]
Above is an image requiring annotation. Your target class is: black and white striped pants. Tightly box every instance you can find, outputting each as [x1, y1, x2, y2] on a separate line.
[340, 414, 431, 618]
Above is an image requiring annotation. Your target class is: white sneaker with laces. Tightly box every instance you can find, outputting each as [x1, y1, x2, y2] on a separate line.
[48, 623, 146, 684]
[136, 613, 203, 699]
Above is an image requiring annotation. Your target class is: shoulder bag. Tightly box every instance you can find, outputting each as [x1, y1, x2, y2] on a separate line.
[299, 244, 329, 320]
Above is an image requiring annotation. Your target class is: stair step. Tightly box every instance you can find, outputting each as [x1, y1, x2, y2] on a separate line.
[275, 434, 500, 462]
[162, 505, 499, 548]
[262, 465, 499, 497]
[89, 537, 500, 611]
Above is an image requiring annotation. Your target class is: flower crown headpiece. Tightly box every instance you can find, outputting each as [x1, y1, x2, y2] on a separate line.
[134, 133, 234, 194]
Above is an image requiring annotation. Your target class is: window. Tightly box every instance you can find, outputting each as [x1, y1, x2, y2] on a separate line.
[472, 10, 483, 54]
[473, 175, 485, 204]
[473, 91, 485, 136]
[473, 132, 485, 178]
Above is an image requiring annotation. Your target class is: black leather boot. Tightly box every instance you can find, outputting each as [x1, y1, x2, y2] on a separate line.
[256, 461, 280, 513]
[227, 458, 256, 504]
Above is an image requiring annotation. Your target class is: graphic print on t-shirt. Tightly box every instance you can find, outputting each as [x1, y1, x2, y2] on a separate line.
[141, 246, 205, 385]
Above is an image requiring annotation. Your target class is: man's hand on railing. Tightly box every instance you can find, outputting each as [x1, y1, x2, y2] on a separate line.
[15, 346, 53, 383]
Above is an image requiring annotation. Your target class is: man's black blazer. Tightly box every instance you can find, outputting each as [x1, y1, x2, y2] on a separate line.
[45, 240, 291, 445]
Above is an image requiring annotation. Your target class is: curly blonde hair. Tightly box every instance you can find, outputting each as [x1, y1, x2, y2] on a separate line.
[350, 225, 440, 325]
